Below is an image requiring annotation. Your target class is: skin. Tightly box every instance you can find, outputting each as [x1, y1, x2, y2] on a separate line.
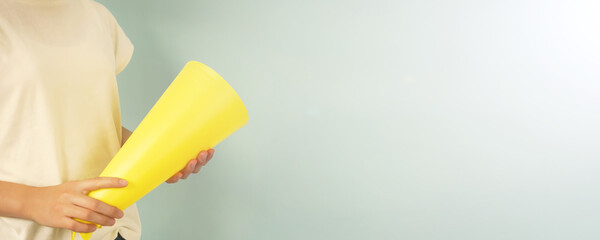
[0, 178, 127, 232]
[121, 127, 216, 183]
[0, 127, 215, 233]
[26, 178, 128, 232]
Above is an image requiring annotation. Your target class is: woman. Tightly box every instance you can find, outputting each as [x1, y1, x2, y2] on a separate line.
[0, 0, 213, 239]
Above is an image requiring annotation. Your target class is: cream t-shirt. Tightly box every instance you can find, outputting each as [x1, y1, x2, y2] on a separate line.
[0, 0, 141, 239]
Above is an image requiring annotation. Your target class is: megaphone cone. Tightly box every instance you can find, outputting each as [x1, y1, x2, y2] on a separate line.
[73, 61, 248, 240]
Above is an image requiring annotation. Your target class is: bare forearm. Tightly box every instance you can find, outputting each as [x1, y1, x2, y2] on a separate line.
[1, 178, 126, 232]
[121, 127, 132, 146]
[0, 180, 35, 220]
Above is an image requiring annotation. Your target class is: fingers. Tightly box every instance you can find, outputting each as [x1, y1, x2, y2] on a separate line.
[71, 196, 124, 219]
[166, 149, 216, 183]
[207, 149, 215, 162]
[193, 150, 210, 173]
[181, 159, 198, 180]
[63, 205, 116, 227]
[78, 177, 128, 192]
[166, 172, 183, 184]
[63, 218, 97, 233]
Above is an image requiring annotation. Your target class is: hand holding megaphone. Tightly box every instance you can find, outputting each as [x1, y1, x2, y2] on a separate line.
[165, 148, 215, 183]
[72, 61, 249, 240]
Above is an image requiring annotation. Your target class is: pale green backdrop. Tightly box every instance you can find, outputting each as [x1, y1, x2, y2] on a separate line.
[97, 0, 600, 239]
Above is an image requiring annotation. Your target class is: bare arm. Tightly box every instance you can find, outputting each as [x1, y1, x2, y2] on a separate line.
[0, 181, 34, 219]
[0, 128, 133, 230]
[0, 178, 127, 232]
[121, 127, 132, 146]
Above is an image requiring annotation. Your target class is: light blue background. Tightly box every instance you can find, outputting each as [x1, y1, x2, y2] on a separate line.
[98, 0, 600, 239]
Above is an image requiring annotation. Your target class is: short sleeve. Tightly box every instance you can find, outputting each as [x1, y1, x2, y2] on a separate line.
[113, 22, 134, 75]
[92, 1, 134, 75]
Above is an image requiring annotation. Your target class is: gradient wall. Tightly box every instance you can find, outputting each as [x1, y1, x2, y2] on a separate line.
[97, 0, 600, 239]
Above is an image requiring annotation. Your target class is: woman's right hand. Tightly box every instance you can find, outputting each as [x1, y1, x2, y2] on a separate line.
[25, 177, 128, 233]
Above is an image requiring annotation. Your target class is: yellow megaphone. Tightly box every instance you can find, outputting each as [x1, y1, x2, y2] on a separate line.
[73, 61, 249, 240]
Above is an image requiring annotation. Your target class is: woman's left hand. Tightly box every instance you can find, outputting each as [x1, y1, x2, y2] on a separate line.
[165, 149, 215, 183]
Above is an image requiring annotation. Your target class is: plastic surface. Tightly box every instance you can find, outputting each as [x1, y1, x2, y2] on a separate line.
[73, 61, 248, 240]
